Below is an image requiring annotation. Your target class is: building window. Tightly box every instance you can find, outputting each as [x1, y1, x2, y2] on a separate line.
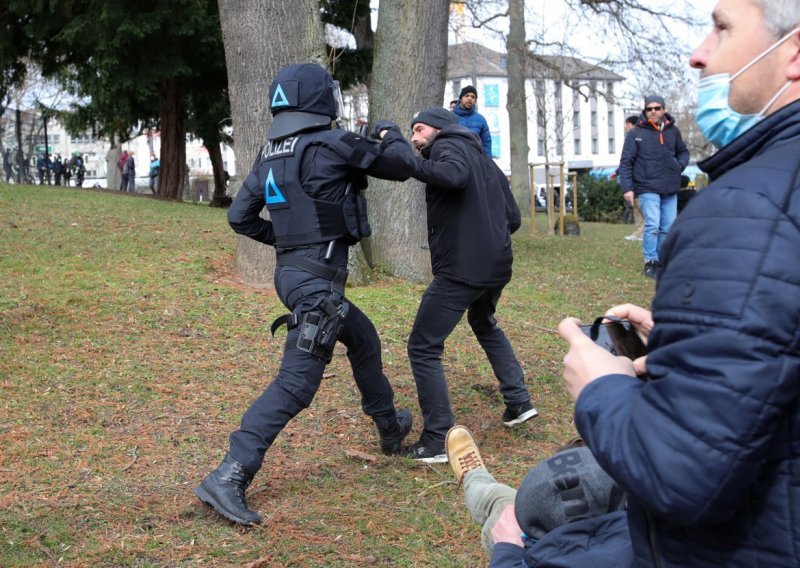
[34, 134, 59, 145]
[71, 133, 95, 144]
[535, 79, 546, 156]
[607, 109, 616, 155]
[572, 87, 581, 156]
[592, 136, 598, 154]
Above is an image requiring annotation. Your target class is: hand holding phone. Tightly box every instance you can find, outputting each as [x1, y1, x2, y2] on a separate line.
[580, 316, 648, 378]
[580, 316, 647, 359]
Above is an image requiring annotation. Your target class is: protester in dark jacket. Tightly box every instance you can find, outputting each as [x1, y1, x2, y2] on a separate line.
[452, 85, 493, 156]
[377, 107, 536, 462]
[124, 151, 136, 192]
[618, 97, 689, 279]
[52, 156, 65, 186]
[558, 0, 800, 564]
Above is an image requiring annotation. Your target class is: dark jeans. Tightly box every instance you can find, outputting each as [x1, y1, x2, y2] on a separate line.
[407, 275, 530, 444]
[228, 261, 397, 475]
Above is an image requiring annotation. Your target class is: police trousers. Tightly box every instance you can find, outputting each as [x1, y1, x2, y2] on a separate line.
[407, 275, 530, 444]
[228, 263, 397, 475]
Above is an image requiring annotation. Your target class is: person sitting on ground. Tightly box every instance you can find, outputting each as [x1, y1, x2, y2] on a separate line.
[446, 425, 631, 567]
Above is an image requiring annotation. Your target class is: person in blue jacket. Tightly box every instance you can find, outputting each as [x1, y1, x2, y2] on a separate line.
[445, 426, 631, 567]
[618, 95, 689, 279]
[558, 0, 800, 565]
[452, 85, 493, 157]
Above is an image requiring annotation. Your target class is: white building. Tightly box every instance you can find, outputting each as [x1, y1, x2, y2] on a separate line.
[446, 42, 627, 184]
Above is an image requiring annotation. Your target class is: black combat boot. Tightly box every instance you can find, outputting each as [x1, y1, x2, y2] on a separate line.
[194, 453, 262, 526]
[378, 408, 413, 455]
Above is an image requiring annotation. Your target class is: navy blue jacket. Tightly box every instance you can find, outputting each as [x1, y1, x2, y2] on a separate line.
[412, 124, 520, 287]
[575, 99, 800, 566]
[453, 103, 493, 156]
[618, 112, 689, 196]
[490, 511, 632, 567]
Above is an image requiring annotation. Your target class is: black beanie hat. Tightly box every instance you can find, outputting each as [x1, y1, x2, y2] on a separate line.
[410, 107, 459, 130]
[459, 85, 478, 99]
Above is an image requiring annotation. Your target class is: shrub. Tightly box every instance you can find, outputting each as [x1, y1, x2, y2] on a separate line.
[577, 174, 625, 223]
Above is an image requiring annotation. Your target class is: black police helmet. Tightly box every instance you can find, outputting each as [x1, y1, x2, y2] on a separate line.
[267, 63, 337, 139]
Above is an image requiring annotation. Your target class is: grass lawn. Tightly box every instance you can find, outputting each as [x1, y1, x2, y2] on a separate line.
[0, 184, 654, 566]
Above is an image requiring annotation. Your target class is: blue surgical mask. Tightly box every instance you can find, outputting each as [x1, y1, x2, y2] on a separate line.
[695, 27, 799, 148]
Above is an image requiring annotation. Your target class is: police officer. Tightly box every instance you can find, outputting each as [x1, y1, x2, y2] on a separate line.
[195, 63, 418, 526]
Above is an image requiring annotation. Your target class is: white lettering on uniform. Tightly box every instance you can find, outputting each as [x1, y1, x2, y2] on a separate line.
[264, 136, 299, 159]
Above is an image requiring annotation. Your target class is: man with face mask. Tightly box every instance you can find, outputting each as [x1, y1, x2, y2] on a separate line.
[556, 0, 800, 565]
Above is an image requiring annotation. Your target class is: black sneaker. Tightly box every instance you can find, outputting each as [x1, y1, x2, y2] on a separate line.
[502, 401, 539, 427]
[403, 440, 447, 463]
[643, 260, 660, 280]
[378, 409, 413, 455]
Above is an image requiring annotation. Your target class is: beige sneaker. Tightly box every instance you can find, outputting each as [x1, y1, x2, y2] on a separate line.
[445, 426, 486, 484]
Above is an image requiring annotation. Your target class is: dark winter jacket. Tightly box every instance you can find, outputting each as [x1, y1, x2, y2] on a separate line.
[575, 99, 800, 567]
[412, 124, 520, 287]
[490, 511, 631, 568]
[453, 103, 493, 156]
[618, 112, 689, 196]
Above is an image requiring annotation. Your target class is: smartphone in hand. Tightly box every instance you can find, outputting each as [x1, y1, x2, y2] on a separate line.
[580, 316, 647, 360]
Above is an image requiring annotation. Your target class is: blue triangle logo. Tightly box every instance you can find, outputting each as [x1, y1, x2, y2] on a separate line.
[271, 84, 289, 108]
[265, 168, 286, 204]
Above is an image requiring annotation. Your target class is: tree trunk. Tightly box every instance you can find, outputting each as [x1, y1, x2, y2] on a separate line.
[158, 77, 187, 200]
[205, 131, 231, 208]
[507, 0, 530, 216]
[218, 0, 325, 287]
[364, 0, 450, 283]
[106, 145, 122, 190]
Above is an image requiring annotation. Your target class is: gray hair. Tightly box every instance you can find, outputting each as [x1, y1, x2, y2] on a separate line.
[752, 0, 800, 37]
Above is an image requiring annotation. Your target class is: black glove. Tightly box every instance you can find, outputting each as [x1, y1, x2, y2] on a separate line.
[370, 120, 397, 140]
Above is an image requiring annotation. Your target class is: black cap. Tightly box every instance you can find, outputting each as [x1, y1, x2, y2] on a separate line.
[410, 107, 459, 130]
[267, 63, 337, 139]
[459, 85, 478, 99]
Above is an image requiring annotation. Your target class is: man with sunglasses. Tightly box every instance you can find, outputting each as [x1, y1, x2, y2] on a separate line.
[618, 95, 689, 280]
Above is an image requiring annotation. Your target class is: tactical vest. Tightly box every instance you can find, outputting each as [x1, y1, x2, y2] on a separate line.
[262, 130, 371, 248]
